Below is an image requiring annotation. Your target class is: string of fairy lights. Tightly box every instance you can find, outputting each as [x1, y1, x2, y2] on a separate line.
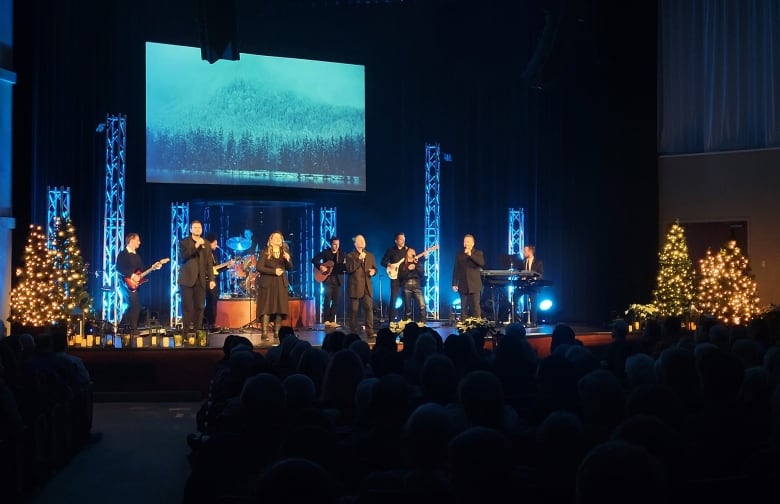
[9, 219, 92, 328]
[649, 221, 760, 325]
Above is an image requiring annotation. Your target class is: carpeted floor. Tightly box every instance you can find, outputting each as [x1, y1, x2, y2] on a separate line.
[31, 402, 200, 504]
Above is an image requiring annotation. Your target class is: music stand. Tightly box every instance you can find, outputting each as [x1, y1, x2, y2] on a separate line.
[497, 254, 523, 271]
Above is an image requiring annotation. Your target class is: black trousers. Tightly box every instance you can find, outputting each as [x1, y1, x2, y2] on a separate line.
[402, 279, 426, 322]
[181, 283, 206, 331]
[388, 278, 403, 321]
[322, 280, 341, 322]
[460, 291, 481, 319]
[349, 294, 374, 335]
[204, 285, 220, 327]
[120, 286, 141, 332]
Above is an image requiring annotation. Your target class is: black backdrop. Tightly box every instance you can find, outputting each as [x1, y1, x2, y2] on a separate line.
[12, 0, 658, 324]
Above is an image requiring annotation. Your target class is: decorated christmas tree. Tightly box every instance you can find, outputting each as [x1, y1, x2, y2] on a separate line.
[51, 217, 93, 319]
[697, 240, 760, 325]
[652, 221, 695, 317]
[9, 224, 61, 327]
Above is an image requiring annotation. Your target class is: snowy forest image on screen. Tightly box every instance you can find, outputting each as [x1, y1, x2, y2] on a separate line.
[145, 42, 366, 191]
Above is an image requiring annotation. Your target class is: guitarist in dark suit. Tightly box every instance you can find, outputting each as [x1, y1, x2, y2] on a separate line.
[380, 232, 408, 329]
[116, 233, 163, 333]
[204, 233, 233, 331]
[312, 236, 346, 328]
[452, 234, 486, 318]
[177, 221, 214, 332]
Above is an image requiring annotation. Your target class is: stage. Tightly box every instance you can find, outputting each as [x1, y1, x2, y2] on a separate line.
[70, 321, 616, 400]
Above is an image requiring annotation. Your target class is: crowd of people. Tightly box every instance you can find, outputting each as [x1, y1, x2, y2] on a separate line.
[0, 325, 98, 501]
[180, 314, 780, 503]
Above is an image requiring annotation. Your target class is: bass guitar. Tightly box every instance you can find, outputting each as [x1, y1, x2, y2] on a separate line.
[213, 258, 236, 276]
[314, 260, 335, 283]
[122, 258, 170, 292]
[386, 245, 439, 280]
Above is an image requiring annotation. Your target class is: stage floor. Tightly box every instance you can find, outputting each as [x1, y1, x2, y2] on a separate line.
[71, 321, 615, 399]
[124, 320, 613, 358]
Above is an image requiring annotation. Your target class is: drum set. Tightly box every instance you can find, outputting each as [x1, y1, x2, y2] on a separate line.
[224, 235, 258, 297]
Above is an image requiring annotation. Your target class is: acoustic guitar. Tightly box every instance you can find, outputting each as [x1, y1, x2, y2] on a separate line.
[314, 260, 335, 283]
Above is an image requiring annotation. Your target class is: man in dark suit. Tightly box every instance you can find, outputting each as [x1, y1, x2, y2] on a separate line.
[522, 244, 544, 326]
[452, 234, 485, 318]
[177, 220, 214, 332]
[312, 236, 347, 327]
[345, 234, 377, 338]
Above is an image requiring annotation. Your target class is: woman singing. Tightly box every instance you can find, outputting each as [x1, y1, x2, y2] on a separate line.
[255, 231, 293, 343]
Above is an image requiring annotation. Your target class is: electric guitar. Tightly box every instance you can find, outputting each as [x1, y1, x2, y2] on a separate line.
[314, 260, 335, 283]
[122, 258, 170, 292]
[386, 245, 439, 280]
[213, 259, 236, 276]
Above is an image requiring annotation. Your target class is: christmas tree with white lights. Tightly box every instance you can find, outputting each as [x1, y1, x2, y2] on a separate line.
[51, 217, 93, 319]
[652, 221, 695, 317]
[9, 224, 61, 327]
[697, 240, 760, 325]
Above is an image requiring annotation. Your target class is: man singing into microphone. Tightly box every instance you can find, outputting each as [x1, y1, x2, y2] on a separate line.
[452, 233, 485, 319]
[346, 234, 377, 339]
[178, 220, 214, 333]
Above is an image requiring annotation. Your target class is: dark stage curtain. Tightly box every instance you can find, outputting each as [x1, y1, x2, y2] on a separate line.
[13, 0, 658, 325]
[659, 0, 780, 154]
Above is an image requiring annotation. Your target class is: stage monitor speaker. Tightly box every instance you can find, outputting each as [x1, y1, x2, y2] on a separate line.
[199, 0, 240, 64]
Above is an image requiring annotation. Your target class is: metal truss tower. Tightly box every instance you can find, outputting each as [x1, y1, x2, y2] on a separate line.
[101, 114, 126, 327]
[424, 143, 441, 320]
[508, 208, 525, 258]
[317, 207, 337, 322]
[170, 203, 189, 327]
[47, 186, 70, 246]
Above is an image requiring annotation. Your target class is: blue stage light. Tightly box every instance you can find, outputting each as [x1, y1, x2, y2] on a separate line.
[395, 297, 404, 309]
[539, 299, 553, 311]
[451, 298, 461, 310]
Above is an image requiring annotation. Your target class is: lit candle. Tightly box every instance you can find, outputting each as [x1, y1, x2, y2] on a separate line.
[163, 336, 171, 348]
[86, 335, 94, 347]
[136, 336, 143, 348]
[94, 335, 102, 347]
[187, 335, 195, 346]
[151, 335, 158, 347]
[634, 321, 640, 331]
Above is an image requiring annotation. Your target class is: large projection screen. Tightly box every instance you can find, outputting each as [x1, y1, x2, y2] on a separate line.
[146, 42, 366, 191]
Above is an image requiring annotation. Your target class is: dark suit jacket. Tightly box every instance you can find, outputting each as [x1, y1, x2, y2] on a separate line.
[178, 236, 213, 287]
[452, 249, 485, 294]
[524, 257, 544, 277]
[346, 250, 377, 298]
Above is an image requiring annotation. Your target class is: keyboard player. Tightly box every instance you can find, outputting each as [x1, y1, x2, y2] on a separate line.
[522, 245, 544, 325]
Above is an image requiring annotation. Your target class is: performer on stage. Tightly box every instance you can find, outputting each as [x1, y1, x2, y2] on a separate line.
[380, 232, 408, 328]
[398, 247, 426, 325]
[523, 244, 544, 277]
[312, 236, 347, 327]
[256, 231, 293, 343]
[178, 220, 214, 332]
[346, 234, 377, 339]
[452, 234, 485, 319]
[522, 244, 544, 325]
[116, 233, 164, 334]
[204, 233, 234, 331]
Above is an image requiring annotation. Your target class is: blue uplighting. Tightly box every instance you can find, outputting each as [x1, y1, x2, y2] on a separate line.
[539, 299, 553, 311]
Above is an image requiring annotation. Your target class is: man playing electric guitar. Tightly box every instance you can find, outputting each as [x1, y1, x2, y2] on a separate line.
[204, 233, 235, 331]
[116, 233, 166, 334]
[312, 236, 346, 327]
[380, 232, 408, 328]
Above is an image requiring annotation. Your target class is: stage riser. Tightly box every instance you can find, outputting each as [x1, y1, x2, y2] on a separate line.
[215, 298, 315, 329]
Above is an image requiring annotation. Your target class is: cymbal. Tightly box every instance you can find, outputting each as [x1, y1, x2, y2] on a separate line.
[226, 236, 252, 251]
